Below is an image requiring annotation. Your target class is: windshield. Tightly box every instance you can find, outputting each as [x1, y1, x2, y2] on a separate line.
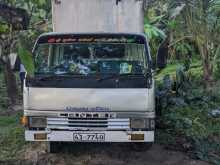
[34, 43, 147, 76]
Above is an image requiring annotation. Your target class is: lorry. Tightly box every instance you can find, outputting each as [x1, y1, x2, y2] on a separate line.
[21, 0, 155, 152]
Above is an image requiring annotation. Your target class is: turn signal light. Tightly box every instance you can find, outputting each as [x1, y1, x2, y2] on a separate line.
[131, 134, 145, 141]
[34, 133, 47, 140]
[21, 116, 29, 127]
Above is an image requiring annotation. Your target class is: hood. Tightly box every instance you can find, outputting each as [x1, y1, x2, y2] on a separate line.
[24, 88, 154, 112]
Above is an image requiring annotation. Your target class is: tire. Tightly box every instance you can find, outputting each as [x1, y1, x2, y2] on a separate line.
[47, 142, 60, 153]
[130, 142, 153, 152]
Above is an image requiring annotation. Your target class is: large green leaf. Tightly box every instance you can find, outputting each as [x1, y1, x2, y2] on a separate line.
[18, 44, 35, 76]
[144, 24, 166, 40]
[0, 23, 9, 33]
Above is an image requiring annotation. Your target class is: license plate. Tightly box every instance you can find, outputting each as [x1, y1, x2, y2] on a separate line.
[73, 133, 105, 142]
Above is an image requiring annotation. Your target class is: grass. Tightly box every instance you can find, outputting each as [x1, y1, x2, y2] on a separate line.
[0, 112, 25, 161]
[0, 71, 26, 161]
[0, 116, 17, 127]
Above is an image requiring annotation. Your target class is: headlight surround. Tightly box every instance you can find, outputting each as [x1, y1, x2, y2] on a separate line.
[130, 118, 146, 129]
[29, 117, 47, 128]
[130, 118, 155, 130]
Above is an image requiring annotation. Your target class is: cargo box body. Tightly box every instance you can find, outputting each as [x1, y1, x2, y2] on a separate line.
[52, 0, 144, 33]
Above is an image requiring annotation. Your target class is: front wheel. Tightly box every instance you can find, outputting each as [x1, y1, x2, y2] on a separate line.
[130, 142, 153, 152]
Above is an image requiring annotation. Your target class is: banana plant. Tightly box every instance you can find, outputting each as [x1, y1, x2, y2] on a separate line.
[18, 43, 35, 76]
[144, 14, 166, 59]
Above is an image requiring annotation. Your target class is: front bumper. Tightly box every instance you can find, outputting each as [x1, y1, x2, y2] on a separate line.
[25, 130, 154, 142]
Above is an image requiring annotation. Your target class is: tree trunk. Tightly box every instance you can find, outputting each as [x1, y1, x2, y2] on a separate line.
[3, 58, 18, 105]
[200, 45, 213, 87]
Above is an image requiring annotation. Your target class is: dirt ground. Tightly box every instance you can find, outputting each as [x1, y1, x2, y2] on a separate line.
[5, 142, 209, 165]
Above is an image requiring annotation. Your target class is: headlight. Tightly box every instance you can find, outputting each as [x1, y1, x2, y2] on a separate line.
[29, 117, 47, 128]
[130, 118, 155, 130]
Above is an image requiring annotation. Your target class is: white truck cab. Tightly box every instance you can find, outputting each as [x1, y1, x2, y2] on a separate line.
[22, 0, 155, 152]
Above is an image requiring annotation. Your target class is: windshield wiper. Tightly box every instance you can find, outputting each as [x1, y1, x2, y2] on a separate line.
[35, 73, 87, 81]
[97, 73, 143, 82]
[35, 75, 64, 81]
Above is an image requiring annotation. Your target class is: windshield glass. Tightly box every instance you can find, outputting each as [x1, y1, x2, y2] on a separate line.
[34, 43, 147, 75]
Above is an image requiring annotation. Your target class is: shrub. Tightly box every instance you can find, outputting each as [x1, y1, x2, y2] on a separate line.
[156, 65, 220, 164]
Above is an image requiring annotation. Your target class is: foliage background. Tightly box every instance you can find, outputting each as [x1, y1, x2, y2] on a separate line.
[0, 0, 219, 164]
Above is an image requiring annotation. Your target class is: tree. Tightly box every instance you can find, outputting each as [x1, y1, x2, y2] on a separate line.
[169, 0, 220, 86]
[148, 0, 220, 86]
[0, 0, 50, 106]
[0, 3, 30, 105]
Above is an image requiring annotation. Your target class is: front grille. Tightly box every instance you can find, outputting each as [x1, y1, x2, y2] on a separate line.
[47, 117, 130, 130]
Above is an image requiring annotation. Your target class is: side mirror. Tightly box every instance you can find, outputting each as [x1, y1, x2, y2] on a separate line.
[13, 55, 21, 72]
[156, 52, 167, 69]
[156, 39, 168, 69]
[9, 53, 20, 71]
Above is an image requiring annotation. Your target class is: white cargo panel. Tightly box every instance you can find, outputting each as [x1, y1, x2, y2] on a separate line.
[52, 0, 144, 33]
